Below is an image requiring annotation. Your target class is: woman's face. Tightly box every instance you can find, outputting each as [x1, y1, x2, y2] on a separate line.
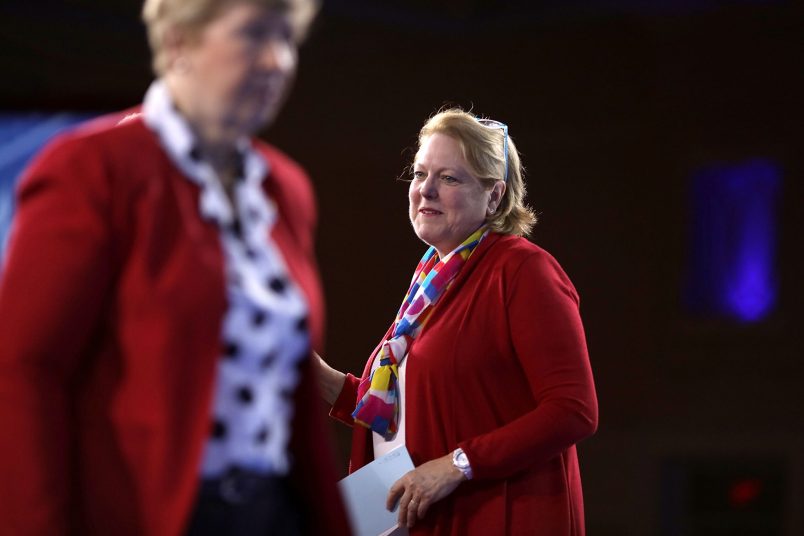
[409, 133, 500, 257]
[169, 2, 297, 142]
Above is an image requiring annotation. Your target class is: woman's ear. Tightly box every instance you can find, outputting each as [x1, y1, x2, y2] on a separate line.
[489, 180, 506, 212]
[162, 25, 191, 73]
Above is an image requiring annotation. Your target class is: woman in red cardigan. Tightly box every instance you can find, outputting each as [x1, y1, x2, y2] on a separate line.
[318, 109, 598, 535]
[0, 0, 348, 535]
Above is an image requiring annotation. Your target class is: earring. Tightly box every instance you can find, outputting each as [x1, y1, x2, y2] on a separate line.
[488, 207, 496, 215]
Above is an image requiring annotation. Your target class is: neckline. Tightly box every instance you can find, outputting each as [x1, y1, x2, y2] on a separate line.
[412, 232, 503, 335]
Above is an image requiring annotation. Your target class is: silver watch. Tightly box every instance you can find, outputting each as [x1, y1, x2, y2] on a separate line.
[452, 448, 473, 480]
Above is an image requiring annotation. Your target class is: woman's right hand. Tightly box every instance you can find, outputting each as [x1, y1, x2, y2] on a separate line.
[313, 351, 347, 406]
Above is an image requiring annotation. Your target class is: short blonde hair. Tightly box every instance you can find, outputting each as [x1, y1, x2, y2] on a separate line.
[142, 0, 319, 75]
[417, 108, 537, 236]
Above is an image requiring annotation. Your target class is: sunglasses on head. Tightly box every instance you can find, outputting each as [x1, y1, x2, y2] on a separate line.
[476, 118, 509, 182]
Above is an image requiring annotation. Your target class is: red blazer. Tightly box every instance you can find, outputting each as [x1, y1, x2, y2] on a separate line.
[0, 110, 349, 536]
[331, 233, 598, 535]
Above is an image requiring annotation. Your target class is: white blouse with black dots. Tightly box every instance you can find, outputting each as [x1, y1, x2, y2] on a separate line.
[142, 80, 309, 478]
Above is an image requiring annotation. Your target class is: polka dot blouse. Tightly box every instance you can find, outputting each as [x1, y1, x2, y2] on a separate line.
[143, 81, 309, 478]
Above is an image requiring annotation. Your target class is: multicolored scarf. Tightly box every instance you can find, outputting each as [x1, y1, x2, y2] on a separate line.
[352, 226, 489, 439]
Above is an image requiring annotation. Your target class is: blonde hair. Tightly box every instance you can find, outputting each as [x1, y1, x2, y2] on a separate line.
[418, 108, 537, 236]
[142, 0, 319, 75]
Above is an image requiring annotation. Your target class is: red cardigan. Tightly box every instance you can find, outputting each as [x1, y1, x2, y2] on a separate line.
[331, 233, 598, 535]
[0, 110, 349, 536]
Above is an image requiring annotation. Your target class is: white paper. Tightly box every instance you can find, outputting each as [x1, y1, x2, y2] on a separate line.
[338, 445, 414, 536]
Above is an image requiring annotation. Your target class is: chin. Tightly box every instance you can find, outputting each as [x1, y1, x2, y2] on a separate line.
[235, 97, 281, 132]
[412, 225, 441, 250]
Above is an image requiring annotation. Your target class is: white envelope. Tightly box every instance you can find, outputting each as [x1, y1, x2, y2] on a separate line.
[338, 445, 414, 536]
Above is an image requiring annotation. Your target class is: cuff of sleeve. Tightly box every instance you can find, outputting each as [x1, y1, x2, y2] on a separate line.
[329, 373, 360, 426]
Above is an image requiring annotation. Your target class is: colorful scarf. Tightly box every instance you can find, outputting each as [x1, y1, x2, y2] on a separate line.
[352, 226, 489, 439]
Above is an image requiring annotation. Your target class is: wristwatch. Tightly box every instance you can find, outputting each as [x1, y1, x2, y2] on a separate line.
[452, 448, 473, 480]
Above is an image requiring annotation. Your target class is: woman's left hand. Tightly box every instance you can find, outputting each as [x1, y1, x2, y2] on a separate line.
[386, 453, 467, 528]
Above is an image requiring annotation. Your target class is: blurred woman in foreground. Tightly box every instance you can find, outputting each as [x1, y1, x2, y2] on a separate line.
[0, 0, 348, 534]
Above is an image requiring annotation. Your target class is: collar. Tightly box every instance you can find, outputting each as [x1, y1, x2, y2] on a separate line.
[141, 79, 271, 227]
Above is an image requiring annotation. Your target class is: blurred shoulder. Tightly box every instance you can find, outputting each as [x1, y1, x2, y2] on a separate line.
[253, 139, 315, 209]
[252, 140, 317, 238]
[55, 107, 149, 146]
[33, 107, 155, 166]
[253, 140, 309, 184]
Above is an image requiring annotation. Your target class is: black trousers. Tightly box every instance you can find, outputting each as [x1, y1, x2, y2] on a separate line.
[184, 469, 306, 536]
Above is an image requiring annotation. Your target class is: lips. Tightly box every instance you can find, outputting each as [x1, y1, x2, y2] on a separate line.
[418, 207, 442, 215]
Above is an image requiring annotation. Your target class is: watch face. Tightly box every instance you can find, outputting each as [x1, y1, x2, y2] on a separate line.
[453, 449, 473, 479]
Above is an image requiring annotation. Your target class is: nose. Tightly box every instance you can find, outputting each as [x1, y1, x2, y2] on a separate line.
[418, 174, 438, 199]
[259, 38, 297, 73]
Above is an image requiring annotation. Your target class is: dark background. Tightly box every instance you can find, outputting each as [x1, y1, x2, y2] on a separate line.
[2, 0, 802, 533]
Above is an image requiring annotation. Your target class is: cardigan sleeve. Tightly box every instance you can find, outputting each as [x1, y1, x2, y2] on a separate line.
[330, 373, 360, 426]
[459, 252, 598, 481]
[0, 135, 114, 533]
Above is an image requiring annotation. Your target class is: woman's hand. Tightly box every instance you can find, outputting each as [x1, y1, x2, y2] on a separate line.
[386, 453, 467, 529]
[313, 351, 346, 406]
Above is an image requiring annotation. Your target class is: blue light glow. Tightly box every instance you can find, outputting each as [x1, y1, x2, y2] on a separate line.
[685, 159, 781, 322]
